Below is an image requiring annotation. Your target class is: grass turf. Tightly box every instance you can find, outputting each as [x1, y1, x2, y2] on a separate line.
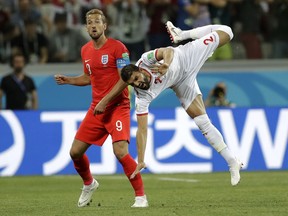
[1, 171, 288, 216]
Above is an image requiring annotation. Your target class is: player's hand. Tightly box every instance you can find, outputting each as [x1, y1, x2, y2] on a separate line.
[130, 162, 146, 179]
[151, 62, 169, 78]
[54, 74, 69, 85]
[94, 100, 107, 115]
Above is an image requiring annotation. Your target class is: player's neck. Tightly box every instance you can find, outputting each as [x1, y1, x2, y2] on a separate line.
[92, 35, 107, 49]
[13, 71, 24, 80]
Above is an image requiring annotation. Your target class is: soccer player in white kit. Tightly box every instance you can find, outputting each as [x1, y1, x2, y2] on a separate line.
[95, 21, 243, 186]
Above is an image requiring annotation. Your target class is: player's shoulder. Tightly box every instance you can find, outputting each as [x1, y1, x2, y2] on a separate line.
[81, 40, 93, 50]
[1, 74, 12, 80]
[107, 38, 127, 48]
[23, 74, 34, 81]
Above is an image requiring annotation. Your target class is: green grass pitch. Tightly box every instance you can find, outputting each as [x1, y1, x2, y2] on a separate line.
[1, 171, 288, 216]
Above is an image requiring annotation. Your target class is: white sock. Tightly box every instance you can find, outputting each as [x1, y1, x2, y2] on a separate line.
[219, 147, 236, 166]
[193, 114, 227, 152]
[180, 24, 233, 40]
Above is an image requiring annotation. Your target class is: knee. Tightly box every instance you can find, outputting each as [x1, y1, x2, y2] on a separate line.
[70, 147, 83, 160]
[113, 141, 128, 160]
[69, 139, 90, 160]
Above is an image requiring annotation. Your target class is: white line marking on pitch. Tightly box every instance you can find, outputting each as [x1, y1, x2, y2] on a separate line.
[158, 177, 199, 183]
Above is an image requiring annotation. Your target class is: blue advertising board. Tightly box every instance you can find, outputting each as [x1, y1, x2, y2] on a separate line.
[0, 107, 288, 176]
[1, 71, 287, 110]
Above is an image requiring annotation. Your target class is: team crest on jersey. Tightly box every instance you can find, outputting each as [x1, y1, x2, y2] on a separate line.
[101, 55, 108, 64]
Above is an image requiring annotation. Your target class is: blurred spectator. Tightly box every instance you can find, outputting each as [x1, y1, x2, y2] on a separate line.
[0, 3, 10, 33]
[177, 0, 211, 31]
[205, 82, 235, 107]
[271, 0, 288, 58]
[0, 23, 20, 63]
[108, 0, 149, 62]
[146, 0, 178, 49]
[37, 0, 56, 36]
[79, 0, 103, 24]
[1, 0, 18, 14]
[208, 0, 234, 60]
[10, 0, 42, 32]
[0, 53, 38, 110]
[11, 18, 49, 64]
[48, 12, 87, 62]
[51, 0, 81, 27]
[233, 0, 272, 59]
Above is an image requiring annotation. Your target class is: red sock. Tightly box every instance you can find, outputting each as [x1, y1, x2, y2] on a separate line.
[73, 154, 93, 185]
[119, 154, 145, 196]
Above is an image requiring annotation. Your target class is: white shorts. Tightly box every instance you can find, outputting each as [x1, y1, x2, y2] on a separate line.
[171, 32, 219, 110]
[172, 79, 201, 110]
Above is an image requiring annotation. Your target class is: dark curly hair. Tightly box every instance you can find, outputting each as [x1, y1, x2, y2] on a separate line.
[121, 64, 139, 82]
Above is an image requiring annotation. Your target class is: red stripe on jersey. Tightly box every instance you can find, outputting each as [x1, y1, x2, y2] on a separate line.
[136, 113, 148, 116]
[155, 49, 160, 61]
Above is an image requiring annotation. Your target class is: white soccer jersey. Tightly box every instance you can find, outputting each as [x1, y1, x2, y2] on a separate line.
[134, 32, 220, 115]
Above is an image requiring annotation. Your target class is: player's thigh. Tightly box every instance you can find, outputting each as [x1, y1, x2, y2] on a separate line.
[174, 79, 201, 111]
[105, 105, 130, 144]
[75, 109, 109, 146]
[178, 33, 219, 72]
[186, 94, 206, 118]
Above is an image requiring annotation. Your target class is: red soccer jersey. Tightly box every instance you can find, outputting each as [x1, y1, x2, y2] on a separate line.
[81, 38, 130, 110]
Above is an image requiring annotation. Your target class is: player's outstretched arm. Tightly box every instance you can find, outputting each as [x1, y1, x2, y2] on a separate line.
[94, 78, 128, 115]
[130, 114, 148, 179]
[54, 73, 91, 86]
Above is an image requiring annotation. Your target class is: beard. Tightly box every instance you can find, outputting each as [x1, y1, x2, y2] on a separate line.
[89, 30, 102, 41]
[14, 67, 23, 74]
[138, 76, 150, 90]
[89, 34, 100, 40]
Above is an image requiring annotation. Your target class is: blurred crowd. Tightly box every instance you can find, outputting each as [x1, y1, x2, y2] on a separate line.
[0, 0, 288, 64]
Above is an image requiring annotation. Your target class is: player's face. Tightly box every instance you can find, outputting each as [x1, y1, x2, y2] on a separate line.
[86, 14, 106, 40]
[127, 71, 150, 90]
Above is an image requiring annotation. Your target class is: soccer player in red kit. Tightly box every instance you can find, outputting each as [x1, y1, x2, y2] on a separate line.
[54, 9, 148, 208]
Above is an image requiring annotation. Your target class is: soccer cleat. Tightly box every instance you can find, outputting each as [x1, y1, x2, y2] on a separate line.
[166, 21, 183, 43]
[131, 195, 149, 208]
[78, 178, 99, 207]
[229, 159, 243, 186]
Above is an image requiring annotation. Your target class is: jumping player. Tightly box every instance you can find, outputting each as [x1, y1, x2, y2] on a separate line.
[54, 9, 148, 208]
[95, 21, 243, 186]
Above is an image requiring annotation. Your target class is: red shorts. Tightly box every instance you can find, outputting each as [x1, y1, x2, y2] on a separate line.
[75, 104, 130, 146]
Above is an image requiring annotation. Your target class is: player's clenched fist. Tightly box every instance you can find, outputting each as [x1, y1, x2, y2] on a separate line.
[54, 74, 69, 85]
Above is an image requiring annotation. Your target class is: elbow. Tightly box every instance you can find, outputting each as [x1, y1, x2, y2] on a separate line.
[225, 26, 234, 40]
[227, 26, 234, 41]
[218, 25, 234, 41]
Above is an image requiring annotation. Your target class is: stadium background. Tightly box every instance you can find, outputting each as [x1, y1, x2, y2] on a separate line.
[1, 0, 288, 177]
[1, 60, 287, 176]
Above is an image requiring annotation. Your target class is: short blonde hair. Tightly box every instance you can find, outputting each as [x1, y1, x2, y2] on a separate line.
[86, 9, 107, 24]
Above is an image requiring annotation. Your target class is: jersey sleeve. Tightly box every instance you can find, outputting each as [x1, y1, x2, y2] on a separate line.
[141, 49, 159, 66]
[114, 41, 131, 68]
[81, 47, 90, 75]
